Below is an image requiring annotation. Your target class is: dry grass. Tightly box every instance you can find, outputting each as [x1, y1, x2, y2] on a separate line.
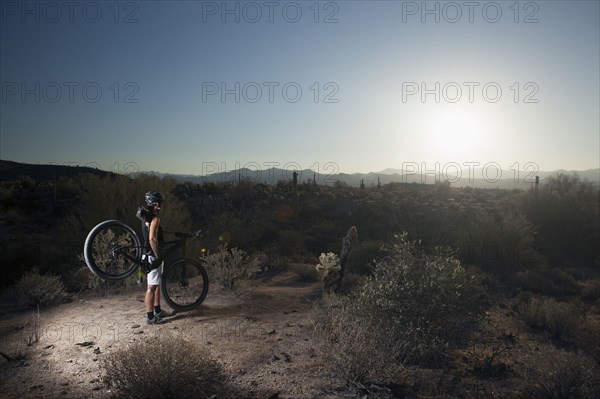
[519, 296, 581, 341]
[14, 269, 67, 307]
[103, 335, 228, 399]
[312, 296, 405, 385]
[524, 348, 600, 399]
[201, 245, 260, 290]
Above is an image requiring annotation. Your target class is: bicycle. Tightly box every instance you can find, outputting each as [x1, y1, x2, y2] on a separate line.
[83, 220, 209, 311]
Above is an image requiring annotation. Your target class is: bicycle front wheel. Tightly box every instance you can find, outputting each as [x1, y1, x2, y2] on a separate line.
[84, 220, 141, 281]
[161, 258, 209, 311]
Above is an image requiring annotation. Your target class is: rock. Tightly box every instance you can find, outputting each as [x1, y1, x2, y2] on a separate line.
[75, 341, 94, 347]
[267, 329, 276, 335]
[93, 347, 101, 354]
[131, 324, 141, 329]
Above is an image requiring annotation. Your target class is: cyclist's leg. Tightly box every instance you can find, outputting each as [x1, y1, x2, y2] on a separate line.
[146, 267, 162, 322]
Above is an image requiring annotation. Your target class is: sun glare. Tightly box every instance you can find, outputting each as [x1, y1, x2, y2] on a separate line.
[428, 109, 484, 157]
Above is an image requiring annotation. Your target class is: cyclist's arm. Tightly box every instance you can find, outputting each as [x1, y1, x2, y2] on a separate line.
[149, 216, 160, 258]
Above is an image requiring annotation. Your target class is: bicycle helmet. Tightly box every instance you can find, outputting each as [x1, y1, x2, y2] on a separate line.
[145, 191, 165, 205]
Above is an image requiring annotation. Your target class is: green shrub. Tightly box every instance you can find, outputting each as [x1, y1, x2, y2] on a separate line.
[103, 336, 227, 398]
[200, 244, 260, 289]
[352, 233, 488, 365]
[14, 269, 67, 307]
[315, 232, 488, 373]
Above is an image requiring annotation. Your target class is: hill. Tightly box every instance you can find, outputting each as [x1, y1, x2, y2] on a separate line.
[0, 160, 115, 182]
[2, 160, 598, 190]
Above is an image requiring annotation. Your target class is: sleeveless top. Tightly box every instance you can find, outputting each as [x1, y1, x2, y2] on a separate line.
[137, 206, 164, 256]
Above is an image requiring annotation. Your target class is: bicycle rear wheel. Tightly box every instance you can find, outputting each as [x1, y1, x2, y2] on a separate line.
[161, 258, 209, 311]
[84, 220, 141, 281]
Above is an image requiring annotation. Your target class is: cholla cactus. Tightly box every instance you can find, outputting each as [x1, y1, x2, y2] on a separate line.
[316, 252, 341, 272]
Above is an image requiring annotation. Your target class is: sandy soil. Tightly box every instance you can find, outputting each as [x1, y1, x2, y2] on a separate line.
[0, 268, 341, 399]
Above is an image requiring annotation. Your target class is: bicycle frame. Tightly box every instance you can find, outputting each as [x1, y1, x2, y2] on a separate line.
[116, 232, 198, 268]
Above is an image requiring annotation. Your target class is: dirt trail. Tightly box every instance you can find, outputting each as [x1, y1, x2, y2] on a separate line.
[0, 269, 337, 399]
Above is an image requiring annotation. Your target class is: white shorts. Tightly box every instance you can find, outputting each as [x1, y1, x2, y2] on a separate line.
[147, 259, 162, 286]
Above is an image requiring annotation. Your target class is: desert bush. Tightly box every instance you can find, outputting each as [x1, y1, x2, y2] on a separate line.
[574, 316, 600, 363]
[519, 296, 581, 341]
[69, 264, 139, 295]
[313, 296, 404, 384]
[512, 268, 580, 297]
[467, 344, 511, 379]
[580, 279, 600, 302]
[351, 233, 488, 365]
[315, 232, 488, 372]
[344, 240, 383, 275]
[524, 349, 600, 399]
[458, 208, 539, 276]
[200, 244, 260, 289]
[278, 229, 305, 259]
[103, 336, 227, 399]
[519, 175, 600, 268]
[337, 273, 366, 294]
[14, 269, 67, 307]
[258, 245, 289, 272]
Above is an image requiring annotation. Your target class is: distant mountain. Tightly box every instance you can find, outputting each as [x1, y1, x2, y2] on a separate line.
[371, 167, 600, 189]
[140, 166, 600, 190]
[2, 160, 598, 190]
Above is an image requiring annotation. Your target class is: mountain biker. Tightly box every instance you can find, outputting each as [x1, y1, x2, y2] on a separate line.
[137, 191, 168, 324]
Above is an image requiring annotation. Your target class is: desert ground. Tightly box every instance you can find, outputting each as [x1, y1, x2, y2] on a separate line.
[0, 267, 341, 398]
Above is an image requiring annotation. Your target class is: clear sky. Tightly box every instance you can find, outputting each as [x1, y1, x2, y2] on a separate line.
[1, 0, 599, 176]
